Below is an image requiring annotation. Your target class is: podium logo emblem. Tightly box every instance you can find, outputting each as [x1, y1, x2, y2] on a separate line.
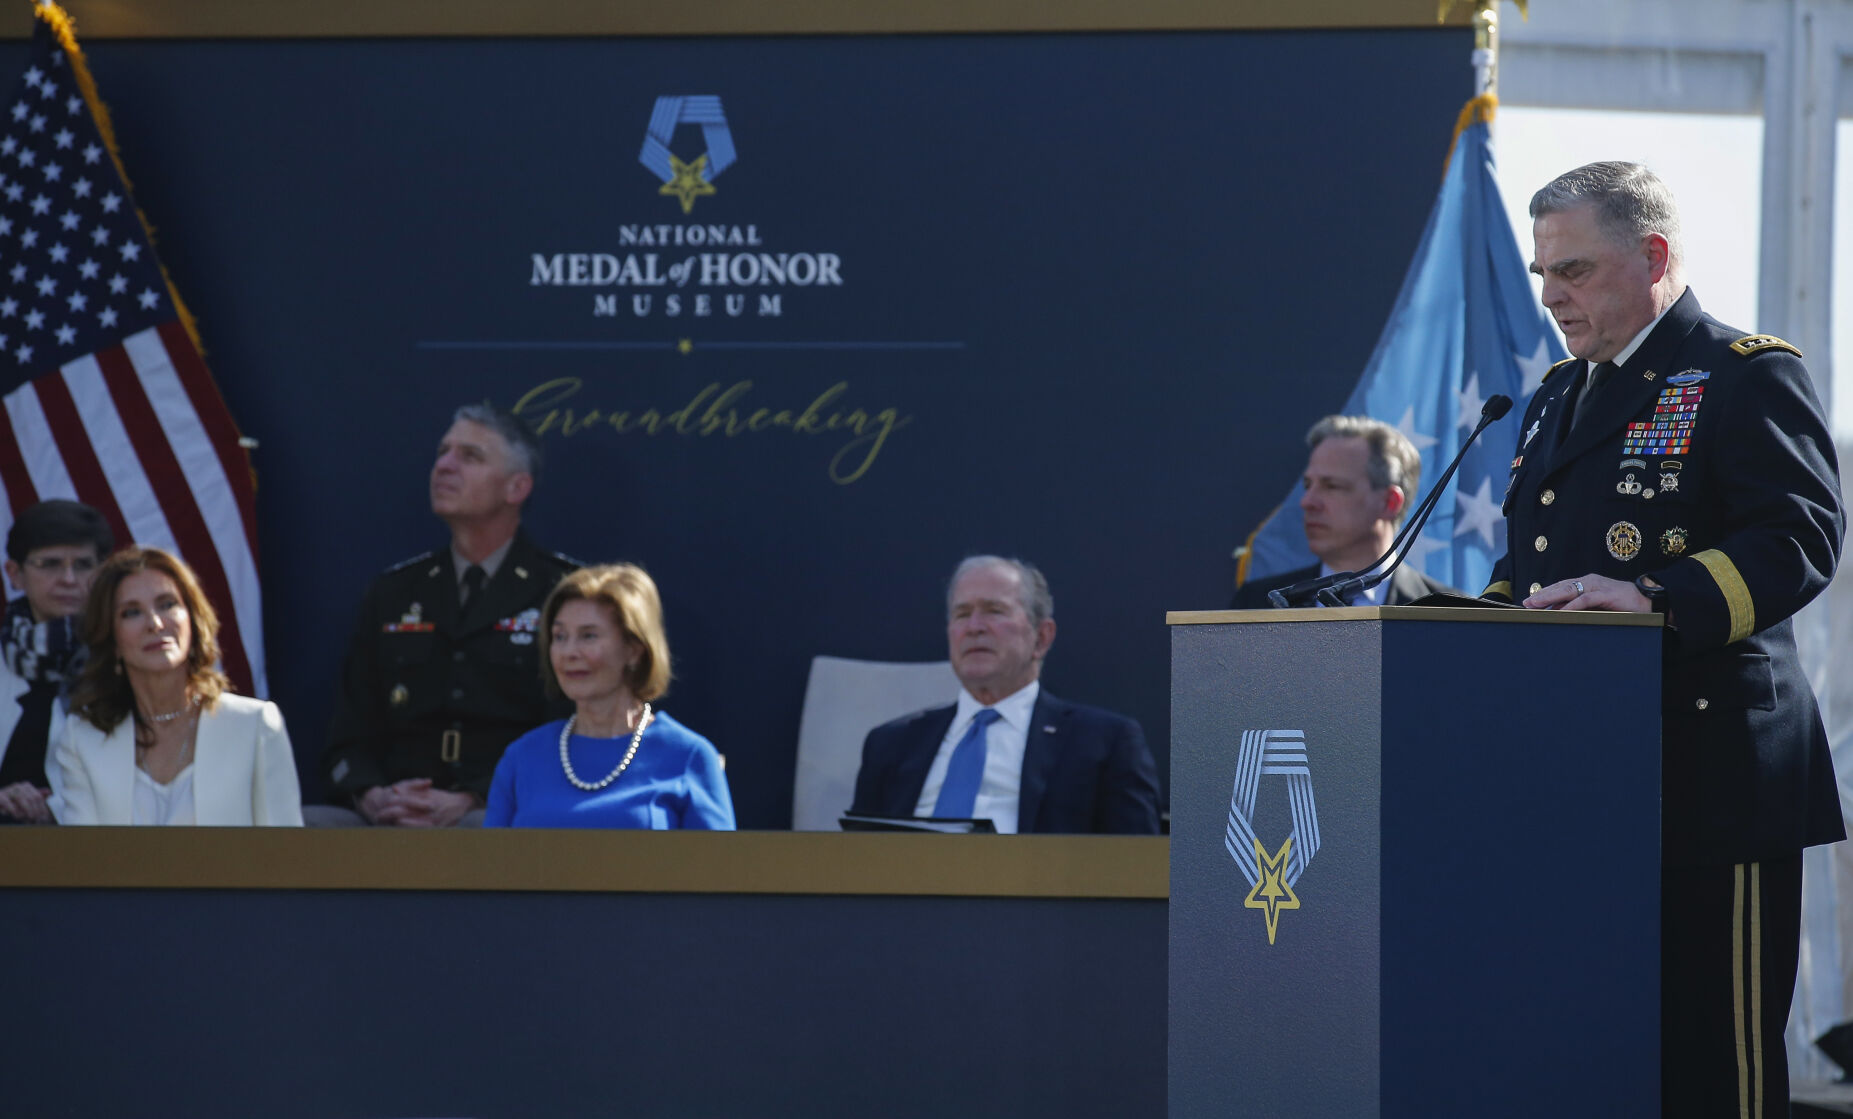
[1225, 729, 1320, 945]
[639, 96, 739, 214]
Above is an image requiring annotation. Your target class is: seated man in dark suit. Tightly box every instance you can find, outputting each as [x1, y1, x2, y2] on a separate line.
[849, 555, 1162, 834]
[1233, 414, 1454, 607]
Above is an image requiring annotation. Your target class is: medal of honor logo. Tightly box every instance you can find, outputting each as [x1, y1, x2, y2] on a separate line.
[1225, 730, 1321, 944]
[639, 96, 738, 214]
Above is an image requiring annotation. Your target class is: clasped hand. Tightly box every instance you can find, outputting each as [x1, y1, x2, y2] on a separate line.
[357, 778, 475, 827]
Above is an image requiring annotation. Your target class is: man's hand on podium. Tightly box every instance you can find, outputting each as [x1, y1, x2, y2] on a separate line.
[1522, 573, 1652, 614]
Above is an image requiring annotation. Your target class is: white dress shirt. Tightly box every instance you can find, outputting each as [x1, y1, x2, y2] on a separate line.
[1612, 295, 1679, 368]
[912, 680, 1040, 834]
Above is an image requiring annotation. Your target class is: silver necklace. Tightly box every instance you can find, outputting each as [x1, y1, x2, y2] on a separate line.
[559, 703, 652, 791]
[137, 711, 197, 782]
[147, 698, 197, 724]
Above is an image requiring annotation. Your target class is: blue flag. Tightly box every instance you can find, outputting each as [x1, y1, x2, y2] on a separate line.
[1239, 98, 1565, 595]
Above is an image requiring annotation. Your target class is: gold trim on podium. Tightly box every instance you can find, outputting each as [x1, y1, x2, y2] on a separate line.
[0, 829, 1168, 898]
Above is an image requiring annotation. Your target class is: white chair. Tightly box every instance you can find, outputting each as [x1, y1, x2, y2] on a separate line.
[791, 655, 958, 831]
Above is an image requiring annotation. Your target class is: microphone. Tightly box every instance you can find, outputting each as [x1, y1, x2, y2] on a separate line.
[1314, 394, 1513, 606]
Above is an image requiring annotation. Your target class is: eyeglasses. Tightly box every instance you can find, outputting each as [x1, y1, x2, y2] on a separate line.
[23, 556, 97, 576]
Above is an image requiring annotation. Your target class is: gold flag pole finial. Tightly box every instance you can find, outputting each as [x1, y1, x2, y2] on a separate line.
[1437, 2, 1529, 97]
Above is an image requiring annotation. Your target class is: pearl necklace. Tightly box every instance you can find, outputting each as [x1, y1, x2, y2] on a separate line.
[559, 703, 652, 791]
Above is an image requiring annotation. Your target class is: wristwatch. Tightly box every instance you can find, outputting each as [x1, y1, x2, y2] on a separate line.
[1634, 574, 1669, 612]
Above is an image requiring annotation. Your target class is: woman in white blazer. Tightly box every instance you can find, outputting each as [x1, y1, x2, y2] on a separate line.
[48, 546, 301, 826]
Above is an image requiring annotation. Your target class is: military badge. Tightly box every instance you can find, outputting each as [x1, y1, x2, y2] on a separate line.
[1661, 527, 1689, 556]
[498, 607, 542, 646]
[1667, 369, 1710, 387]
[1625, 387, 1703, 456]
[382, 600, 435, 633]
[1616, 473, 1642, 496]
[1524, 420, 1540, 447]
[1606, 521, 1643, 561]
[1660, 460, 1682, 493]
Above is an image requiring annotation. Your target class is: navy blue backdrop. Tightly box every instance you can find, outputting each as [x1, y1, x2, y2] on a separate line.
[0, 29, 1469, 825]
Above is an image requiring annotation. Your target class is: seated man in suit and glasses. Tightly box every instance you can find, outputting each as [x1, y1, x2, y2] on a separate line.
[1233, 414, 1455, 607]
[848, 555, 1162, 834]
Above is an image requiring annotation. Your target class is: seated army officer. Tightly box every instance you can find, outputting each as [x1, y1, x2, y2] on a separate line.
[849, 555, 1162, 833]
[311, 404, 577, 827]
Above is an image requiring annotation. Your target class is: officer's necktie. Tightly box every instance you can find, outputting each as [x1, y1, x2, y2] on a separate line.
[459, 564, 486, 608]
[0, 681, 56, 791]
[1570, 361, 1615, 431]
[933, 708, 1000, 819]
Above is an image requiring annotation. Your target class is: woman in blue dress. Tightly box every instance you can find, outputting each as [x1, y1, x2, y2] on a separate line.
[484, 563, 734, 829]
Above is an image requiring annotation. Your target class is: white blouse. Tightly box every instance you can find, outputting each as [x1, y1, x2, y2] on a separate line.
[132, 764, 196, 826]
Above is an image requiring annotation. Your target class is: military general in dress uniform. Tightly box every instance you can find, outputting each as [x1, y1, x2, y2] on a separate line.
[311, 404, 577, 827]
[1485, 162, 1844, 1115]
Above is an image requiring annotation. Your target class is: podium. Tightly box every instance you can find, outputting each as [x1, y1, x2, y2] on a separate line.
[1168, 605, 1664, 1118]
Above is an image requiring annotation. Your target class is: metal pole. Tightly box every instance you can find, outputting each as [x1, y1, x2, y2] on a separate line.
[1472, 1, 1500, 97]
[1439, 1, 1529, 99]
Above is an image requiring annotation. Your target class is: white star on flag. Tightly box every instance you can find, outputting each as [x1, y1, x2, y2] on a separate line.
[1515, 334, 1557, 395]
[1456, 371, 1485, 433]
[0, 4, 266, 697]
[1400, 530, 1449, 571]
[1452, 475, 1503, 549]
[1394, 404, 1439, 453]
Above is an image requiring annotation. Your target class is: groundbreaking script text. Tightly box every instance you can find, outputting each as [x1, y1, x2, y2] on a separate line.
[511, 378, 909, 485]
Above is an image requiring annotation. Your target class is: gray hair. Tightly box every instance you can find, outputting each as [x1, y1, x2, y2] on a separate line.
[1305, 414, 1422, 527]
[452, 402, 543, 484]
[1529, 161, 1683, 264]
[947, 555, 1053, 629]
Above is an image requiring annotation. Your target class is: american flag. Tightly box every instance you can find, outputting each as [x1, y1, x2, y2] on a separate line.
[0, 3, 263, 696]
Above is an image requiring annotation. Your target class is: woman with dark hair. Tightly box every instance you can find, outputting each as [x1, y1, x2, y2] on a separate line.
[0, 499, 113, 823]
[48, 546, 301, 826]
[484, 563, 733, 829]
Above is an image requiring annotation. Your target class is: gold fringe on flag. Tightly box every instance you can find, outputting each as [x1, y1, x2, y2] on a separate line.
[1443, 92, 1497, 176]
[1231, 502, 1278, 591]
[33, 1, 204, 355]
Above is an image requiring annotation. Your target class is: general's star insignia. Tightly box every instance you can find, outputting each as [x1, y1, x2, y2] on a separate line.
[659, 153, 716, 214]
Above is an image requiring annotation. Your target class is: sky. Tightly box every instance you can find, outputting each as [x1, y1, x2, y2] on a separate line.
[1491, 106, 1762, 343]
[1489, 104, 1853, 439]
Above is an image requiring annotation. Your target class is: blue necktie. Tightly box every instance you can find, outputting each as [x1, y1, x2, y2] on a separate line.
[933, 708, 1000, 819]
